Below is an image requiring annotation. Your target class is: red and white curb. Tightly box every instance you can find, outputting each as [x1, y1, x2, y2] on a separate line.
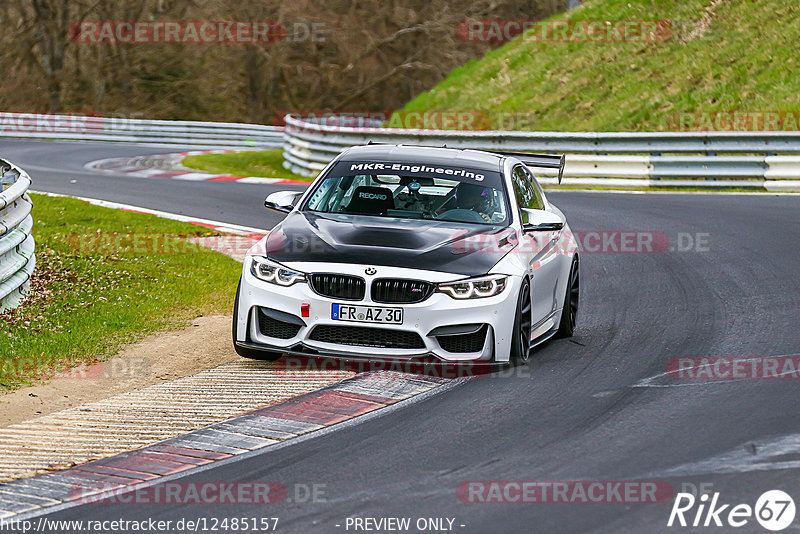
[0, 372, 454, 519]
[85, 150, 311, 186]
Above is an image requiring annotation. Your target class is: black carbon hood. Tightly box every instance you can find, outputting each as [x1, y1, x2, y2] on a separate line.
[265, 212, 516, 277]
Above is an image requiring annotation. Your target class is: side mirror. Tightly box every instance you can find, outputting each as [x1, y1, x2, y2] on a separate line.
[264, 191, 302, 213]
[521, 208, 564, 232]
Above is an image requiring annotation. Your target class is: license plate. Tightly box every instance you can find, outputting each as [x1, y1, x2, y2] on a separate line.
[331, 303, 403, 325]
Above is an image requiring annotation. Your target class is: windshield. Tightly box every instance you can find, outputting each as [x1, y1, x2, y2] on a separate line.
[304, 160, 509, 225]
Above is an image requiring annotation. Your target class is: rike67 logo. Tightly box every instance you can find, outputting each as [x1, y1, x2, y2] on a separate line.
[668, 490, 796, 531]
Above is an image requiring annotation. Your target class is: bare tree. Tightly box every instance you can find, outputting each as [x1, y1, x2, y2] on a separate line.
[0, 0, 570, 119]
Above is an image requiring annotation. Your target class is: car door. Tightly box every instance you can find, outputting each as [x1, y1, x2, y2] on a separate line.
[511, 164, 562, 325]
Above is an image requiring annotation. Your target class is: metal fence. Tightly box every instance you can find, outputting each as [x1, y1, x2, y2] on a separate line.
[0, 159, 34, 312]
[0, 112, 284, 149]
[282, 115, 800, 190]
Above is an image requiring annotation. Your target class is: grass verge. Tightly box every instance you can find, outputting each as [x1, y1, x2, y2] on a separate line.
[0, 194, 242, 392]
[182, 149, 311, 181]
[403, 0, 799, 132]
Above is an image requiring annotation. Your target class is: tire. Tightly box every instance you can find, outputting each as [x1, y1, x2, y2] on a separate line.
[232, 280, 284, 361]
[509, 278, 532, 365]
[556, 256, 579, 338]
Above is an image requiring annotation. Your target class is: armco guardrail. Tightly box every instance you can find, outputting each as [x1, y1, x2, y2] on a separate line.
[0, 159, 35, 312]
[283, 115, 800, 190]
[0, 112, 283, 149]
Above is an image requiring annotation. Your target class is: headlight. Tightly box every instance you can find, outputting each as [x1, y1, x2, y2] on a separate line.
[250, 256, 306, 286]
[438, 274, 508, 299]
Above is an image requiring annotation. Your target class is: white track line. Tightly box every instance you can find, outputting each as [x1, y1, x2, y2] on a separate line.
[30, 190, 269, 235]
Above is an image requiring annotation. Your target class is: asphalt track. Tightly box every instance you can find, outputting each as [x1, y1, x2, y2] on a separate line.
[2, 140, 800, 533]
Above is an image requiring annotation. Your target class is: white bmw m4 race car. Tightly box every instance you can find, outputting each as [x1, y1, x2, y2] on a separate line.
[233, 145, 579, 365]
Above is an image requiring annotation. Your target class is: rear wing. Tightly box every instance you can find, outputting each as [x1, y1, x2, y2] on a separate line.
[489, 151, 566, 184]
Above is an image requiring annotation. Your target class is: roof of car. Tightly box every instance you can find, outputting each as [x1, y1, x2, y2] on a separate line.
[337, 145, 504, 173]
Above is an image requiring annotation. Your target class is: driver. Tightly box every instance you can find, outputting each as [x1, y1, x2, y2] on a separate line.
[455, 182, 492, 222]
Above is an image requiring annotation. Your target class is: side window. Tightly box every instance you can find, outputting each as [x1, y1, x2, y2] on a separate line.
[308, 176, 339, 211]
[521, 166, 546, 210]
[511, 165, 535, 211]
[512, 164, 548, 225]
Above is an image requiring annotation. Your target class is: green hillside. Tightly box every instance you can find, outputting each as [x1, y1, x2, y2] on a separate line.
[403, 0, 800, 132]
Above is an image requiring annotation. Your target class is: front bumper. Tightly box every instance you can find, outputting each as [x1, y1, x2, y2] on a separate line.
[235, 261, 521, 363]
